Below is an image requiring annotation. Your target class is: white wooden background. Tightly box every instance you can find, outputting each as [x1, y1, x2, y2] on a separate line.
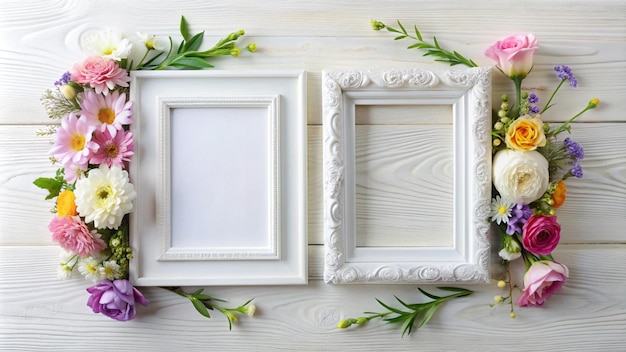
[1, 0, 625, 350]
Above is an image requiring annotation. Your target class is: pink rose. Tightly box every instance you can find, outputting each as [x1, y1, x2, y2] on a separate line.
[518, 261, 568, 307]
[70, 56, 130, 95]
[49, 215, 106, 257]
[484, 34, 538, 78]
[522, 214, 561, 255]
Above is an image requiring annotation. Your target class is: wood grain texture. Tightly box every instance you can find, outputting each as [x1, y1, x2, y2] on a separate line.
[1, 0, 625, 350]
[0, 245, 625, 351]
[2, 124, 624, 246]
[0, 1, 624, 125]
[355, 125, 454, 247]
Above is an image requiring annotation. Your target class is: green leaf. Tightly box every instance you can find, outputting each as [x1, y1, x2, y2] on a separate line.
[401, 313, 417, 337]
[184, 31, 205, 52]
[397, 20, 407, 35]
[191, 298, 212, 318]
[180, 16, 192, 41]
[394, 35, 406, 40]
[191, 288, 205, 296]
[376, 298, 408, 315]
[413, 25, 423, 41]
[169, 57, 215, 69]
[417, 303, 439, 329]
[417, 288, 441, 300]
[437, 286, 472, 294]
[33, 177, 63, 200]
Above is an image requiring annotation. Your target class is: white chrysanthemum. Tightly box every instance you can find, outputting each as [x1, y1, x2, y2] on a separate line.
[74, 165, 136, 229]
[82, 29, 132, 61]
[102, 260, 121, 281]
[78, 257, 104, 282]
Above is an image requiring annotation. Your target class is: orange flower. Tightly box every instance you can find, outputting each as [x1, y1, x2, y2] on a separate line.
[551, 181, 567, 208]
[57, 190, 77, 217]
[505, 115, 547, 151]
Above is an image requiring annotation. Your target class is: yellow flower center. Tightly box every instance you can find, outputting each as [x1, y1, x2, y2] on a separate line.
[86, 263, 98, 274]
[497, 205, 508, 215]
[103, 266, 115, 278]
[98, 108, 116, 124]
[103, 48, 114, 55]
[71, 134, 86, 151]
[105, 143, 119, 158]
[96, 185, 113, 207]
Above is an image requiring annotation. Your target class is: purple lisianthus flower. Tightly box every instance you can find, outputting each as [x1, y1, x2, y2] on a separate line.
[564, 137, 584, 160]
[506, 203, 533, 235]
[528, 92, 539, 104]
[86, 279, 148, 321]
[570, 163, 583, 178]
[54, 71, 72, 86]
[554, 65, 577, 87]
[529, 105, 540, 115]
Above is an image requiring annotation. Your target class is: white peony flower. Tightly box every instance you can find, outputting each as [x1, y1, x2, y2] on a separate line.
[82, 29, 132, 61]
[492, 149, 549, 205]
[74, 165, 136, 229]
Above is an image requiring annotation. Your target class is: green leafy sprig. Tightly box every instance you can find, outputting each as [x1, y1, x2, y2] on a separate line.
[371, 20, 477, 68]
[134, 16, 256, 70]
[337, 287, 473, 337]
[163, 287, 255, 330]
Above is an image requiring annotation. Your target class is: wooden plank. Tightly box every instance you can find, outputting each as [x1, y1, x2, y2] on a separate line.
[1, 124, 624, 246]
[0, 245, 624, 351]
[0, 1, 624, 125]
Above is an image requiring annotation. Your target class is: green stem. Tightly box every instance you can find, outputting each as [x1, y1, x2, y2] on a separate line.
[549, 103, 595, 137]
[540, 79, 566, 114]
[511, 76, 523, 118]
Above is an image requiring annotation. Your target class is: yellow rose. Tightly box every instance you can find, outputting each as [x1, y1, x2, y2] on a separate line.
[505, 115, 546, 151]
[56, 189, 77, 217]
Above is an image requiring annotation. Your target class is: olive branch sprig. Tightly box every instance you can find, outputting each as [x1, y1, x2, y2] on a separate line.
[337, 287, 473, 337]
[163, 287, 255, 330]
[371, 20, 477, 68]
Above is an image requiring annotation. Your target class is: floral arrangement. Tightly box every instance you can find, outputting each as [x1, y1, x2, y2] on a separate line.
[336, 19, 599, 332]
[35, 17, 257, 326]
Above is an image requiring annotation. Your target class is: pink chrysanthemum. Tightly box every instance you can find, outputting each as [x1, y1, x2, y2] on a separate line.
[90, 128, 134, 168]
[80, 90, 133, 137]
[48, 215, 107, 257]
[49, 112, 98, 171]
[70, 56, 130, 95]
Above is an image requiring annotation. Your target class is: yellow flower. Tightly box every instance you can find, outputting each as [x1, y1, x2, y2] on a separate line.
[505, 115, 547, 151]
[56, 190, 77, 217]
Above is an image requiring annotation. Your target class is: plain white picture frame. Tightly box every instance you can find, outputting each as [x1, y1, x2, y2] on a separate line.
[322, 68, 492, 284]
[130, 70, 307, 286]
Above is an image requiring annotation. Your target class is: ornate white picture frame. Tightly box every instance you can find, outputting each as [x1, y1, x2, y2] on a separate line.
[130, 70, 307, 286]
[322, 68, 492, 284]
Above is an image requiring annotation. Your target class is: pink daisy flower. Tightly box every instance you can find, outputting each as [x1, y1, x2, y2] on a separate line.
[80, 89, 133, 137]
[49, 215, 107, 257]
[49, 112, 98, 171]
[70, 56, 130, 95]
[90, 128, 134, 168]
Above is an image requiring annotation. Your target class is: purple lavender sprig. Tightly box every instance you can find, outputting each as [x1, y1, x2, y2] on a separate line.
[541, 65, 577, 114]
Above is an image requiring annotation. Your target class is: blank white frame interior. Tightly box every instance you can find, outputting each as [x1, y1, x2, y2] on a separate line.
[322, 68, 492, 284]
[130, 70, 307, 286]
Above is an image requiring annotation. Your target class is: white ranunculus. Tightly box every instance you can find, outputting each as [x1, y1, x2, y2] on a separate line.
[492, 149, 549, 205]
[74, 165, 136, 229]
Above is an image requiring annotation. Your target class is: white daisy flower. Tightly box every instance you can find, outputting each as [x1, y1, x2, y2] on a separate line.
[490, 195, 513, 225]
[78, 257, 104, 282]
[74, 165, 136, 229]
[57, 250, 77, 280]
[82, 29, 132, 61]
[102, 260, 121, 281]
[137, 32, 164, 50]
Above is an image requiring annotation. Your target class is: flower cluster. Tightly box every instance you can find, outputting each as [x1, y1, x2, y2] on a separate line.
[36, 17, 256, 324]
[485, 34, 597, 313]
[372, 20, 598, 319]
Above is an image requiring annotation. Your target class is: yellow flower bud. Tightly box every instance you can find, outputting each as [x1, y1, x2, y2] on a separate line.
[246, 43, 257, 53]
[246, 304, 256, 317]
[497, 280, 506, 289]
[58, 84, 76, 100]
[509, 312, 516, 319]
[230, 48, 240, 57]
[493, 139, 501, 147]
[494, 295, 504, 304]
[336, 319, 353, 329]
[370, 20, 385, 31]
[589, 98, 600, 108]
[494, 122, 504, 131]
[356, 317, 368, 325]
